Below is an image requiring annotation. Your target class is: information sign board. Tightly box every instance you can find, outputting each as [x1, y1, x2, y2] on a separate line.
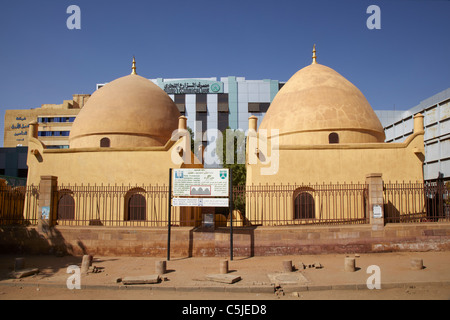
[172, 197, 229, 207]
[172, 169, 229, 197]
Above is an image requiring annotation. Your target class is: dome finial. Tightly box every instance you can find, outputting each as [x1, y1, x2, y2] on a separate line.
[312, 44, 317, 64]
[131, 56, 137, 75]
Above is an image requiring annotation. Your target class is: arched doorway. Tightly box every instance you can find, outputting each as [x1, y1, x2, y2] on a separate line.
[58, 193, 75, 220]
[126, 190, 146, 221]
[294, 191, 315, 220]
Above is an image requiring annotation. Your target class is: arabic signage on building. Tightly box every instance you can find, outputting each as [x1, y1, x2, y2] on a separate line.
[163, 80, 223, 94]
[11, 116, 29, 140]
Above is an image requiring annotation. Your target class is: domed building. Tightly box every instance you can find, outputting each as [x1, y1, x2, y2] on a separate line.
[245, 46, 425, 225]
[25, 59, 202, 228]
[259, 52, 386, 145]
[69, 62, 181, 149]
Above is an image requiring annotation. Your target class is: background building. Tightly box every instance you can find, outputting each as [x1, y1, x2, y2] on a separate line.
[98, 76, 282, 167]
[98, 76, 281, 134]
[0, 146, 28, 181]
[3, 73, 449, 181]
[3, 94, 90, 149]
[375, 88, 450, 182]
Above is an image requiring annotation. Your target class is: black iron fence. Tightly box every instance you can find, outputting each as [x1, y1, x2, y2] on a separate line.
[1, 181, 448, 227]
[233, 183, 368, 226]
[383, 181, 450, 223]
[55, 184, 172, 227]
[0, 185, 39, 225]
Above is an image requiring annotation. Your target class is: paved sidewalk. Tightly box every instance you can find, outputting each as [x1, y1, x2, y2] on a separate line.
[1, 251, 450, 293]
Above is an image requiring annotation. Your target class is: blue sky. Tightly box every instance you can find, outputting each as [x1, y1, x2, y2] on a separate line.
[0, 0, 449, 145]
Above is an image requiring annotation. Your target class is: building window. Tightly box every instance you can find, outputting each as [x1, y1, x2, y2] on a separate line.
[174, 94, 185, 113]
[218, 93, 229, 112]
[100, 138, 110, 148]
[196, 112, 207, 142]
[38, 117, 76, 123]
[58, 193, 75, 220]
[329, 132, 339, 144]
[248, 103, 270, 113]
[38, 131, 70, 137]
[196, 94, 207, 112]
[218, 112, 229, 133]
[294, 191, 315, 220]
[126, 190, 146, 221]
[17, 169, 28, 178]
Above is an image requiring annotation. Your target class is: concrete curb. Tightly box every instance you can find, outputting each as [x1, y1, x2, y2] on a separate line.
[1, 280, 450, 294]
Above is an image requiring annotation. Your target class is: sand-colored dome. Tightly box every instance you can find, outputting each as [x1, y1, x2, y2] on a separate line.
[69, 72, 180, 148]
[259, 62, 385, 145]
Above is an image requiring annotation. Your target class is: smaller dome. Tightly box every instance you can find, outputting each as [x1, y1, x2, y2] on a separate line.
[69, 71, 181, 148]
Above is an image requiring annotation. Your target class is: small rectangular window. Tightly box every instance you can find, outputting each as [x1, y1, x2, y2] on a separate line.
[218, 94, 229, 112]
[218, 112, 229, 133]
[174, 94, 185, 113]
[196, 94, 207, 113]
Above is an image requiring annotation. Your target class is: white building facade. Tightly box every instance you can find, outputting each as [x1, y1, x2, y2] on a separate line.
[375, 88, 450, 182]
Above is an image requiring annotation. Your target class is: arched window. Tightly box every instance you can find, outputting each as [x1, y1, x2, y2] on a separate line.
[328, 132, 339, 144]
[100, 137, 110, 148]
[126, 192, 146, 221]
[294, 192, 315, 220]
[58, 193, 75, 220]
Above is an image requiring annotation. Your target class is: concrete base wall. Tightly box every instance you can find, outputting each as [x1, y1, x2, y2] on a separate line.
[1, 223, 450, 257]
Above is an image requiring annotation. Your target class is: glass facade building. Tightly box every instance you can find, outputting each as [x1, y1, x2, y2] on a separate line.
[98, 76, 283, 167]
[375, 88, 450, 182]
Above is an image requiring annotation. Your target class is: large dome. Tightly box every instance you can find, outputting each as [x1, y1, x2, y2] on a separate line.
[259, 61, 385, 145]
[69, 72, 180, 148]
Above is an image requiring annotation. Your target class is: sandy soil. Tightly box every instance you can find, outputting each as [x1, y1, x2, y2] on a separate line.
[1, 251, 450, 300]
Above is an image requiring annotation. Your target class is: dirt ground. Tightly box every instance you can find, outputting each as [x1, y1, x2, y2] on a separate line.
[1, 251, 450, 300]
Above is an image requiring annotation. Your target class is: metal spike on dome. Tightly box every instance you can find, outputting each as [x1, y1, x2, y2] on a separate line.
[131, 56, 137, 75]
[312, 44, 317, 64]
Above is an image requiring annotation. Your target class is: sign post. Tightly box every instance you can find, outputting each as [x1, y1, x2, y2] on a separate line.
[168, 168, 233, 260]
[167, 168, 172, 261]
[229, 170, 233, 261]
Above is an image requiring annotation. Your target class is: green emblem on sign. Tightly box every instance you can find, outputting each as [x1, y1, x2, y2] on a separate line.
[210, 83, 221, 93]
[220, 170, 227, 179]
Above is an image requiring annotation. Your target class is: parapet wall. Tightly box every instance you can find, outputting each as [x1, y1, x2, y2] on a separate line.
[1, 223, 450, 257]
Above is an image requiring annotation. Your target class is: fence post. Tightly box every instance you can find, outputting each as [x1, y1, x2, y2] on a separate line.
[365, 173, 384, 230]
[38, 176, 58, 234]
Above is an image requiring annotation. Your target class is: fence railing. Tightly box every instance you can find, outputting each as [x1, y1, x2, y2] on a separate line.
[384, 181, 449, 223]
[1, 181, 448, 227]
[233, 183, 368, 226]
[0, 185, 39, 225]
[55, 184, 174, 227]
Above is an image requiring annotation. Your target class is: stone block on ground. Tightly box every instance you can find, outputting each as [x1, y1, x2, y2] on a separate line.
[122, 274, 160, 285]
[205, 274, 241, 284]
[267, 273, 309, 286]
[11, 268, 39, 279]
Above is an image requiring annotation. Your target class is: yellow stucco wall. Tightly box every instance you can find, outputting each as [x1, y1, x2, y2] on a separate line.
[246, 131, 424, 186]
[27, 127, 200, 186]
[25, 123, 203, 227]
[245, 115, 425, 225]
